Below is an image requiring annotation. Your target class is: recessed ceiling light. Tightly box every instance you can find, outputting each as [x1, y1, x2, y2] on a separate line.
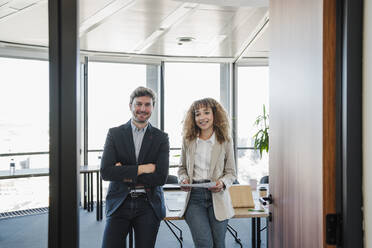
[177, 37, 195, 43]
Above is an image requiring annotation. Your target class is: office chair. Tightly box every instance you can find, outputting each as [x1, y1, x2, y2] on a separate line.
[166, 174, 179, 184]
[260, 175, 269, 184]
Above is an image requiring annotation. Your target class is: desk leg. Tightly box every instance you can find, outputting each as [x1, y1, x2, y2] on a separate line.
[164, 220, 183, 247]
[227, 224, 242, 248]
[100, 176, 103, 220]
[257, 217, 261, 247]
[267, 218, 268, 248]
[90, 172, 94, 212]
[96, 171, 99, 221]
[252, 217, 257, 248]
[83, 173, 87, 209]
[87, 172, 91, 212]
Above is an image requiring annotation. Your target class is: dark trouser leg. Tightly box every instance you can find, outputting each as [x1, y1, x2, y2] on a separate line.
[132, 197, 161, 248]
[101, 199, 132, 248]
[101, 215, 131, 248]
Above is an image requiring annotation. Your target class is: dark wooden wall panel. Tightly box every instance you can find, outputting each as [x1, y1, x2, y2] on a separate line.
[269, 0, 330, 247]
[323, 0, 337, 247]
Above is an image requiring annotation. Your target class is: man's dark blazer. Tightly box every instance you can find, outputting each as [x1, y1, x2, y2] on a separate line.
[100, 120, 169, 220]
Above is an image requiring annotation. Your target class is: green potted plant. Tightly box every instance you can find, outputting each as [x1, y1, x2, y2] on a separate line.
[253, 104, 269, 158]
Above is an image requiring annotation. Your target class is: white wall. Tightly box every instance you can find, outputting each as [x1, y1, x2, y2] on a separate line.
[363, 1, 372, 247]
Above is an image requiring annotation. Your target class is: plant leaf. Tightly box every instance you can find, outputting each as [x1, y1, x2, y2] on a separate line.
[252, 104, 269, 158]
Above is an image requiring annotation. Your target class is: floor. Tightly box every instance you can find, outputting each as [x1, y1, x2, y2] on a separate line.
[0, 209, 267, 248]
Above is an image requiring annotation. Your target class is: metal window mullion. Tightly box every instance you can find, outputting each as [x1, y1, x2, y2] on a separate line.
[231, 63, 238, 173]
[220, 63, 231, 114]
[147, 64, 160, 128]
[160, 61, 165, 131]
[83, 56, 88, 165]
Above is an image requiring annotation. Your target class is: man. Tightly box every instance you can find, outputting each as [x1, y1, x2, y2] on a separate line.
[100, 86, 169, 248]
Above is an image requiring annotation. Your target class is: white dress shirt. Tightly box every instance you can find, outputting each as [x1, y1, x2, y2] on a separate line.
[193, 132, 215, 181]
[130, 120, 148, 163]
[130, 120, 148, 193]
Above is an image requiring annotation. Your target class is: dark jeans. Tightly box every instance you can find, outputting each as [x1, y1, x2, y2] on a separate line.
[102, 195, 160, 248]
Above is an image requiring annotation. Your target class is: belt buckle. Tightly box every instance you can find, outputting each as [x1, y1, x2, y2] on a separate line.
[130, 191, 139, 198]
[130, 191, 145, 198]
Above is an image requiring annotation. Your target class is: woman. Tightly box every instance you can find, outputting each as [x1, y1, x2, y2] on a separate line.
[178, 98, 236, 248]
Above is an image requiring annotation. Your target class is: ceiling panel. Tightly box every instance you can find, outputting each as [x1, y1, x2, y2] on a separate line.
[0, 7, 17, 19]
[160, 9, 236, 40]
[79, 0, 114, 23]
[145, 6, 268, 57]
[218, 7, 268, 57]
[0, 1, 48, 46]
[242, 23, 269, 58]
[80, 0, 183, 53]
[8, 0, 40, 10]
[173, 0, 268, 8]
[0, 0, 270, 59]
[144, 8, 237, 56]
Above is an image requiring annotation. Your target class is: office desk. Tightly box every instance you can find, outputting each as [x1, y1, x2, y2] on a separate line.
[163, 188, 269, 248]
[80, 165, 103, 221]
[0, 168, 49, 179]
[0, 165, 103, 221]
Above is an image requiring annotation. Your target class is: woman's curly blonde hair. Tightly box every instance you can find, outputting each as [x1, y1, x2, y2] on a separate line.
[182, 98, 230, 144]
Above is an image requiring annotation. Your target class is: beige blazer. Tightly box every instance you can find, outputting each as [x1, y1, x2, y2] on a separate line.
[177, 137, 237, 221]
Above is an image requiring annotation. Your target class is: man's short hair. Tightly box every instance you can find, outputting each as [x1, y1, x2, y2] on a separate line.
[129, 86, 156, 106]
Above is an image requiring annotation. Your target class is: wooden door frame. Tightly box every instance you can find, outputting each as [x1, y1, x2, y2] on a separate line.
[323, 0, 338, 247]
[324, 0, 363, 247]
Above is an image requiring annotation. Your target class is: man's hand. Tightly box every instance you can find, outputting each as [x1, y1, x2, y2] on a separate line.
[180, 179, 191, 192]
[208, 180, 224, 193]
[138, 163, 156, 175]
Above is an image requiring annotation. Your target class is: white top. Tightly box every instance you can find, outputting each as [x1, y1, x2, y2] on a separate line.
[193, 132, 215, 181]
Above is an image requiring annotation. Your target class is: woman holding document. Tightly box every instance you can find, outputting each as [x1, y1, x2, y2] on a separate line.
[178, 98, 236, 248]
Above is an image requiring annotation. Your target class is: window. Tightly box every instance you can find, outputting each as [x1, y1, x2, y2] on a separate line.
[164, 62, 220, 174]
[87, 62, 147, 165]
[0, 57, 49, 212]
[237, 66, 269, 183]
[164, 62, 220, 148]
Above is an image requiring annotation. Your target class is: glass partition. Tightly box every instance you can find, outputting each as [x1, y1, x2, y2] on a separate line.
[0, 58, 49, 213]
[0, 56, 49, 247]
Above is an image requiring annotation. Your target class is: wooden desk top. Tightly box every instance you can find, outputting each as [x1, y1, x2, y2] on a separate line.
[233, 207, 269, 218]
[164, 190, 269, 220]
[165, 207, 269, 220]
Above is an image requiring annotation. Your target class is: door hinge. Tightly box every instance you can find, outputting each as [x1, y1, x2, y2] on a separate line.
[326, 213, 342, 245]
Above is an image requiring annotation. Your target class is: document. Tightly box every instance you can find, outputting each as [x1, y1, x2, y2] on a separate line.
[165, 191, 187, 211]
[178, 182, 217, 188]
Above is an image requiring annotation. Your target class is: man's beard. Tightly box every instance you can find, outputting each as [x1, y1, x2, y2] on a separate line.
[133, 111, 150, 123]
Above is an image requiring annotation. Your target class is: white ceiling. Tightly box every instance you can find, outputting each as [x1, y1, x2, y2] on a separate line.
[0, 0, 269, 60]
